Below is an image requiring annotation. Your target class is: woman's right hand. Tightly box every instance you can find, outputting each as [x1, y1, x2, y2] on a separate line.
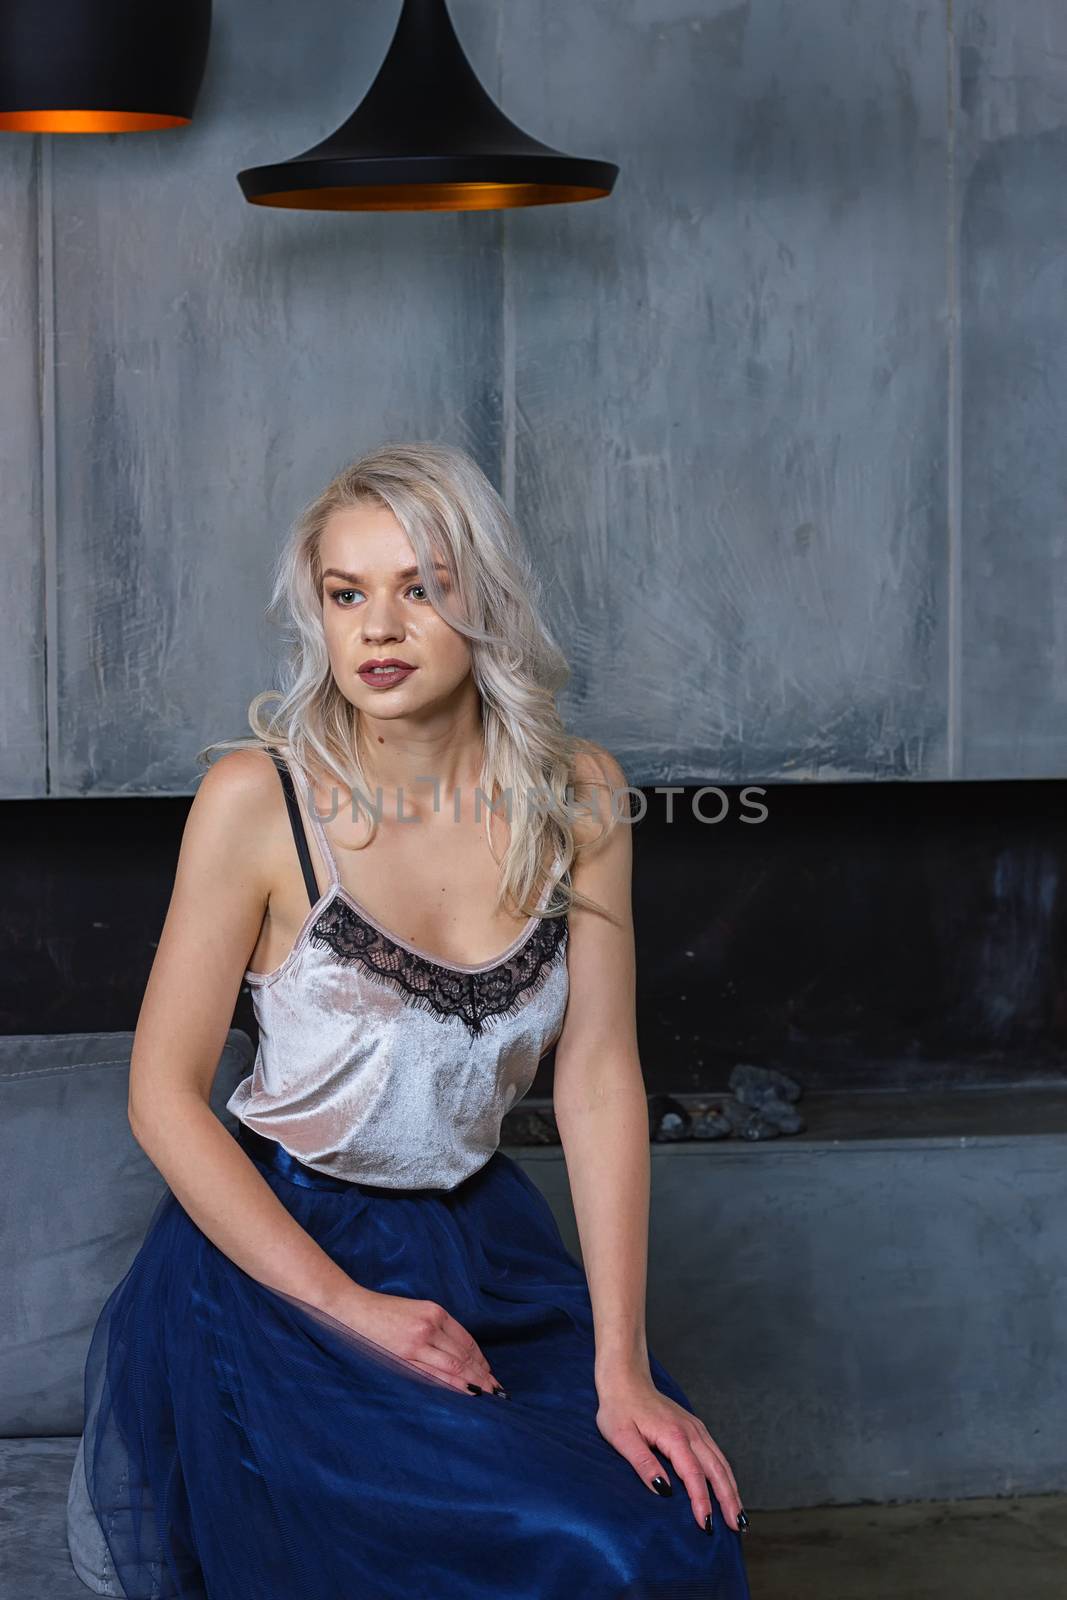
[341, 1288, 510, 1398]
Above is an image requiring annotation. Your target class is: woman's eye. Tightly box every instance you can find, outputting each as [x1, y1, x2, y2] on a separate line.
[328, 583, 433, 607]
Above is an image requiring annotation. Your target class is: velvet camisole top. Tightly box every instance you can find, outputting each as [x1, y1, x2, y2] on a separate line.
[226, 751, 570, 1190]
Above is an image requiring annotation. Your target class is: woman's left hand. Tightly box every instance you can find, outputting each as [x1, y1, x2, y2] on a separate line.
[595, 1371, 745, 1534]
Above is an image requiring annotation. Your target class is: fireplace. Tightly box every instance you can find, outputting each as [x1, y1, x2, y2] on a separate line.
[4, 778, 1065, 1123]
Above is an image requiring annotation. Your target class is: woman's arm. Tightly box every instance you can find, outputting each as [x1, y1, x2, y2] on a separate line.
[551, 746, 745, 1532]
[551, 748, 652, 1384]
[126, 748, 508, 1397]
[127, 751, 367, 1322]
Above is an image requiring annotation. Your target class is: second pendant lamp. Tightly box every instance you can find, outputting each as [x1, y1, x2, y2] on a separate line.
[237, 0, 618, 213]
[0, 0, 211, 132]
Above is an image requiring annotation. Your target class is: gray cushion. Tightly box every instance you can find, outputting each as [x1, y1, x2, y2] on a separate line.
[0, 1436, 91, 1600]
[0, 1030, 254, 1438]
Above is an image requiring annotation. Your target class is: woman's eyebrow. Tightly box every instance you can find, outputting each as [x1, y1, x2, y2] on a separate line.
[322, 562, 451, 582]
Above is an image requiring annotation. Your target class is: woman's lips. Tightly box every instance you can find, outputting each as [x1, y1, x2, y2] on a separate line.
[357, 666, 417, 688]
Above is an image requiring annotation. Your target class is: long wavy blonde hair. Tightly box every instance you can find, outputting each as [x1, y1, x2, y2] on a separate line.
[198, 441, 622, 924]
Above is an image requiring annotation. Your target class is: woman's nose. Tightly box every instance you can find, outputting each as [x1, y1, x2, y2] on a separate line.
[359, 596, 404, 637]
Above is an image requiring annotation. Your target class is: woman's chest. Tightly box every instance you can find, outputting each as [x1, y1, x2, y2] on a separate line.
[323, 822, 548, 969]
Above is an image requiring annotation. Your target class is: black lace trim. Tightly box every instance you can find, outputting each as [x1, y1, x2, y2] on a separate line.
[307, 894, 569, 1038]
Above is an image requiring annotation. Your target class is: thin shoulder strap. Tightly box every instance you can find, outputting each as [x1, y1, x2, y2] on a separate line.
[293, 760, 341, 889]
[267, 749, 321, 910]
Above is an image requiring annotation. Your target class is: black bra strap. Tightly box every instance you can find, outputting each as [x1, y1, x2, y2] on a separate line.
[268, 749, 320, 909]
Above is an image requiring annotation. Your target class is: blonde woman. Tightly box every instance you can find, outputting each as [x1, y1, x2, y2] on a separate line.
[70, 442, 751, 1598]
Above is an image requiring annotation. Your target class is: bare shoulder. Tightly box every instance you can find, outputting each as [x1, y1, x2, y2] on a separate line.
[192, 745, 282, 821]
[128, 747, 287, 1117]
[571, 738, 628, 790]
[568, 738, 632, 853]
[551, 741, 637, 1077]
[182, 746, 285, 888]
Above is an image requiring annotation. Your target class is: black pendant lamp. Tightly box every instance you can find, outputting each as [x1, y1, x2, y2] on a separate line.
[237, 0, 618, 212]
[0, 0, 211, 133]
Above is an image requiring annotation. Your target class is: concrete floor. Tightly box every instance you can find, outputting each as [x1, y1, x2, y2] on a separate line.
[741, 1494, 1067, 1598]
[4, 1438, 1065, 1598]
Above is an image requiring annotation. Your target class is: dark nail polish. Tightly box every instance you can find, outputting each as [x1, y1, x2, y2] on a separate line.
[651, 1476, 672, 1497]
[466, 1383, 483, 1395]
[736, 1510, 749, 1532]
[492, 1386, 510, 1399]
[703, 1513, 713, 1535]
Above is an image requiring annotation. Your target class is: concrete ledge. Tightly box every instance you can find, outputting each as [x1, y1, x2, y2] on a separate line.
[510, 1090, 1067, 1509]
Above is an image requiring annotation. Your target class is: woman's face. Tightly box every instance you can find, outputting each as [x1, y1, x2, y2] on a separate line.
[318, 500, 473, 720]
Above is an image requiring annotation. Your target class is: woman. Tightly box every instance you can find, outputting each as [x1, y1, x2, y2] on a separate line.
[69, 442, 751, 1599]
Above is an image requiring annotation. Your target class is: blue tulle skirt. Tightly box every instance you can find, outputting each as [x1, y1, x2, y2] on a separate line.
[79, 1122, 751, 1599]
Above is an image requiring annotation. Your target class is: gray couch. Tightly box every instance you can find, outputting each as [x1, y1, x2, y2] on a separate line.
[0, 1031, 255, 1599]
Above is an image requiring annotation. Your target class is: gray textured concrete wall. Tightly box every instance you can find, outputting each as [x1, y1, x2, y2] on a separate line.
[0, 0, 1063, 794]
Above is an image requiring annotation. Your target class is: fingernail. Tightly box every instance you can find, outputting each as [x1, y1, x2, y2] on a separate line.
[492, 1386, 510, 1399]
[466, 1383, 484, 1395]
[737, 1509, 749, 1532]
[651, 1476, 672, 1497]
[703, 1513, 713, 1535]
